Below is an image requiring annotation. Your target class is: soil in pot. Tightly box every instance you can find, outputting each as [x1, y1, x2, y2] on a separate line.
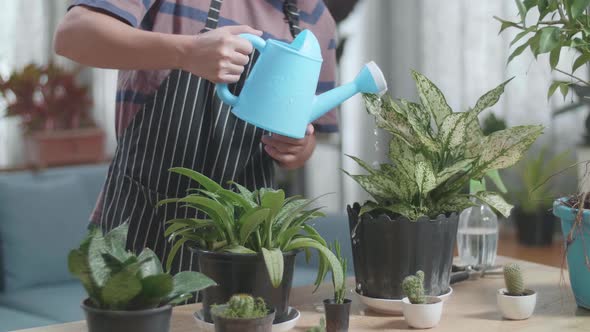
[194, 248, 297, 323]
[81, 299, 172, 332]
[211, 306, 275, 332]
[323, 299, 351, 332]
[348, 203, 458, 299]
[513, 207, 556, 246]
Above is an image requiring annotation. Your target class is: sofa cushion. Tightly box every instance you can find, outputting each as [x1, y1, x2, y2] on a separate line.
[0, 175, 93, 291]
[0, 305, 57, 332]
[0, 281, 86, 323]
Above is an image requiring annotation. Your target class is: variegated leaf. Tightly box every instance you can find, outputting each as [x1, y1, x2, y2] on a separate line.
[411, 70, 453, 127]
[388, 136, 416, 178]
[433, 196, 474, 215]
[383, 203, 419, 220]
[471, 78, 513, 114]
[464, 112, 484, 157]
[400, 99, 438, 151]
[415, 160, 436, 196]
[342, 172, 390, 201]
[436, 158, 476, 185]
[476, 125, 544, 174]
[364, 95, 418, 145]
[438, 111, 472, 150]
[473, 191, 513, 218]
[380, 164, 418, 201]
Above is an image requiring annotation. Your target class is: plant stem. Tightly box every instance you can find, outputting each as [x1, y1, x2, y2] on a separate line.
[554, 68, 590, 86]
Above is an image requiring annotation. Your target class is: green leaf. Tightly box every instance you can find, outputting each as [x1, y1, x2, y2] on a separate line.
[101, 269, 142, 309]
[494, 16, 521, 33]
[485, 169, 508, 193]
[508, 40, 531, 63]
[415, 161, 436, 196]
[573, 53, 590, 73]
[411, 70, 453, 127]
[228, 181, 256, 203]
[166, 271, 217, 305]
[548, 80, 564, 99]
[436, 159, 475, 185]
[169, 167, 224, 193]
[261, 248, 284, 288]
[549, 46, 561, 69]
[473, 191, 514, 218]
[239, 208, 270, 245]
[537, 27, 560, 54]
[137, 248, 163, 278]
[510, 26, 536, 47]
[570, 0, 590, 19]
[221, 245, 257, 254]
[559, 82, 570, 99]
[538, 0, 549, 16]
[515, 0, 528, 22]
[471, 78, 513, 114]
[140, 274, 174, 301]
[68, 249, 99, 301]
[174, 196, 234, 243]
[470, 178, 487, 194]
[165, 238, 188, 272]
[260, 189, 285, 221]
[88, 229, 111, 288]
[438, 112, 472, 149]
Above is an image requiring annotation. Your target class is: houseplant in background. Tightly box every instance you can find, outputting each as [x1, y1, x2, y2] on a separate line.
[159, 168, 343, 323]
[512, 146, 571, 246]
[0, 63, 104, 167]
[401, 270, 443, 329]
[211, 294, 274, 332]
[322, 240, 351, 332]
[68, 223, 216, 332]
[344, 71, 543, 301]
[497, 263, 537, 320]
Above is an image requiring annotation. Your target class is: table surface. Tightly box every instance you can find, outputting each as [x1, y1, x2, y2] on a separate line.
[15, 256, 590, 332]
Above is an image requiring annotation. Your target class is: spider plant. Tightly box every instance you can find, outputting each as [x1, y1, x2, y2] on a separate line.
[158, 168, 343, 290]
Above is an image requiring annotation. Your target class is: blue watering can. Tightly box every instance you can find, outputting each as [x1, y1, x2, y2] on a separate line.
[216, 29, 388, 138]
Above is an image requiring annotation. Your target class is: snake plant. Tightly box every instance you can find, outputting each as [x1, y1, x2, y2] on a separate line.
[344, 71, 543, 220]
[158, 168, 343, 290]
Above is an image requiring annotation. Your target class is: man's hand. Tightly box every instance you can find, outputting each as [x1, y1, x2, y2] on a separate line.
[181, 25, 262, 83]
[262, 124, 316, 170]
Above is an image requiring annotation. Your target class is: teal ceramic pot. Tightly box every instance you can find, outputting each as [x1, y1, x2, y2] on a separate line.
[553, 198, 590, 309]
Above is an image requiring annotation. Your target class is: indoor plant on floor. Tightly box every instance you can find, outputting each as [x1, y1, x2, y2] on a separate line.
[159, 168, 343, 323]
[322, 240, 351, 332]
[345, 71, 543, 299]
[68, 223, 216, 332]
[401, 271, 443, 329]
[211, 294, 274, 332]
[0, 63, 104, 167]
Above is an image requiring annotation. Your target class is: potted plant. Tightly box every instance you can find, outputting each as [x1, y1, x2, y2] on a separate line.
[0, 63, 104, 167]
[512, 146, 571, 246]
[322, 240, 351, 332]
[401, 270, 443, 329]
[553, 194, 590, 309]
[497, 263, 537, 320]
[345, 71, 543, 300]
[68, 223, 216, 332]
[211, 294, 274, 332]
[159, 168, 343, 323]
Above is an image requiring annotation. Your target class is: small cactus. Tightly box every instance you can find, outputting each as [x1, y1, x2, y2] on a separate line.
[503, 263, 525, 296]
[402, 270, 426, 304]
[216, 294, 269, 319]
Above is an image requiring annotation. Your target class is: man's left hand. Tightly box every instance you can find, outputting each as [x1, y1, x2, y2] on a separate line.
[262, 124, 316, 170]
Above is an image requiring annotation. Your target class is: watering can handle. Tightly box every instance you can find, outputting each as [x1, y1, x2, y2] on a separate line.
[215, 34, 267, 106]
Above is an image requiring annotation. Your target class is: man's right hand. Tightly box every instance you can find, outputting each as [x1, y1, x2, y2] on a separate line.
[181, 26, 263, 84]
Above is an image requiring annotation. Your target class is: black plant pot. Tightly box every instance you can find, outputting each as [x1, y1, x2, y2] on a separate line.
[513, 207, 556, 246]
[194, 248, 297, 324]
[212, 306, 275, 332]
[348, 203, 459, 299]
[81, 299, 172, 332]
[323, 299, 351, 332]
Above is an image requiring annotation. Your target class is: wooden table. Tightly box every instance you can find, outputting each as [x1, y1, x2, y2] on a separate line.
[15, 257, 589, 332]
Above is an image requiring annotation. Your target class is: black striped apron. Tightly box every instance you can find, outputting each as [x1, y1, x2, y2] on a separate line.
[99, 0, 302, 276]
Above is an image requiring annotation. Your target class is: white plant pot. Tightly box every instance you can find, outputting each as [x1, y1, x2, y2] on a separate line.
[496, 288, 537, 320]
[576, 146, 590, 192]
[401, 296, 443, 329]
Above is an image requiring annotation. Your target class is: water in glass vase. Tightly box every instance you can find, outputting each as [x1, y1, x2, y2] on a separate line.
[457, 205, 498, 267]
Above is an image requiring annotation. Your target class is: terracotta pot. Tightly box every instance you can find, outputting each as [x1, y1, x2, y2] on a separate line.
[25, 127, 105, 166]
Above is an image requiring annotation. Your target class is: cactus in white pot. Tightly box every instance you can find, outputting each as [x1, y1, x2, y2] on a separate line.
[497, 263, 536, 320]
[401, 271, 443, 329]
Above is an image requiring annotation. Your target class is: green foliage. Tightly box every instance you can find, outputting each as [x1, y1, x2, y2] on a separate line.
[213, 294, 269, 319]
[306, 318, 326, 332]
[330, 240, 347, 304]
[402, 271, 426, 304]
[513, 146, 573, 213]
[503, 263, 526, 296]
[345, 71, 543, 221]
[68, 223, 216, 310]
[159, 168, 343, 293]
[481, 112, 507, 135]
[496, 0, 590, 99]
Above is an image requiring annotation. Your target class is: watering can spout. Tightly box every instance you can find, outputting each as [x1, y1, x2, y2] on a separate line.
[310, 61, 388, 122]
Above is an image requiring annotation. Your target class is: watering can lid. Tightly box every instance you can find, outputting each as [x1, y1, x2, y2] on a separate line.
[290, 29, 322, 61]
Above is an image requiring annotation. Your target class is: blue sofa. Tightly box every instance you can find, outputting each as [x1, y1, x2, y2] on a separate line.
[0, 163, 353, 331]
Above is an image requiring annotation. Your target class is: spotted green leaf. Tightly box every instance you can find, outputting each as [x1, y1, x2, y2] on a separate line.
[471, 78, 514, 114]
[415, 161, 436, 196]
[411, 70, 452, 127]
[473, 191, 514, 218]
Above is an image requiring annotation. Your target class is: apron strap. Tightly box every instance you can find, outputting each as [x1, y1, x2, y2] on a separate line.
[202, 0, 223, 32]
[283, 0, 301, 38]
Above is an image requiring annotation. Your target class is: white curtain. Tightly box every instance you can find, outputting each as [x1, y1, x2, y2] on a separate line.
[334, 0, 584, 207]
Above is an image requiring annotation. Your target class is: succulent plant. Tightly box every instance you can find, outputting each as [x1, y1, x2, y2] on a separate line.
[344, 71, 543, 221]
[214, 294, 269, 319]
[402, 270, 426, 304]
[504, 263, 526, 296]
[68, 223, 216, 310]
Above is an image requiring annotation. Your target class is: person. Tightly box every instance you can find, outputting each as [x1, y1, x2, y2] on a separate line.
[54, 0, 338, 274]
